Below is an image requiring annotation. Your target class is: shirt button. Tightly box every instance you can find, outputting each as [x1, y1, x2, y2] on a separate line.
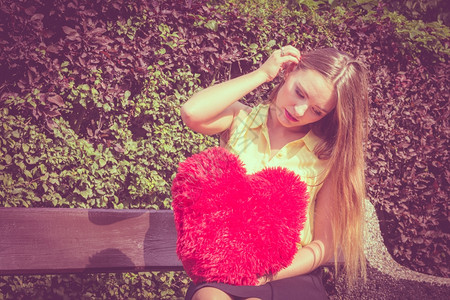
[277, 153, 283, 158]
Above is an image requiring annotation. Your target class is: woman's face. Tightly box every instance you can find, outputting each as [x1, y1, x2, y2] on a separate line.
[273, 68, 336, 132]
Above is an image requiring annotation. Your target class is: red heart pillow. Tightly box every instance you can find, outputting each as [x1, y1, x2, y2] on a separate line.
[171, 147, 309, 286]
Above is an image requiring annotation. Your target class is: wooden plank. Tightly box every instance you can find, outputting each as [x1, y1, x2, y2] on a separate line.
[0, 207, 342, 276]
[0, 208, 183, 275]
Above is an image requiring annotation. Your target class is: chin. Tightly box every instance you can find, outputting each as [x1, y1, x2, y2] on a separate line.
[283, 121, 308, 132]
[281, 118, 311, 133]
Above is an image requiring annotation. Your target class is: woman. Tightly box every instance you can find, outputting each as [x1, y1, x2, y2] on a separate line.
[180, 46, 369, 300]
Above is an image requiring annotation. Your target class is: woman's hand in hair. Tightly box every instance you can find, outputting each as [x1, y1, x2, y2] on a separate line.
[257, 45, 301, 82]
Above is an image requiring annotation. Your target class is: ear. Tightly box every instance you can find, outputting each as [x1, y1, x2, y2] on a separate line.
[284, 62, 297, 79]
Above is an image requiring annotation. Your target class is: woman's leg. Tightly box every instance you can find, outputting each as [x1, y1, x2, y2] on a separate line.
[192, 287, 234, 300]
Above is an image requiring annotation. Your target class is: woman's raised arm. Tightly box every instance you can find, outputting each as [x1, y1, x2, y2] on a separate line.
[181, 46, 300, 135]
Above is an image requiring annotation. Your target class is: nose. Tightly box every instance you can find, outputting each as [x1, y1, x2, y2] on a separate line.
[294, 102, 308, 117]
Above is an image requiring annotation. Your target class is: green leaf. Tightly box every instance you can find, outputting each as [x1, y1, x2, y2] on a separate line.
[24, 170, 32, 178]
[16, 161, 26, 170]
[79, 188, 92, 199]
[99, 159, 107, 168]
[4, 154, 12, 164]
[49, 177, 59, 184]
[12, 130, 20, 138]
[26, 156, 40, 165]
[124, 90, 131, 100]
[22, 144, 30, 153]
[11, 188, 23, 194]
[103, 103, 111, 112]
[79, 84, 90, 91]
[155, 48, 166, 55]
[204, 20, 218, 31]
[79, 97, 86, 108]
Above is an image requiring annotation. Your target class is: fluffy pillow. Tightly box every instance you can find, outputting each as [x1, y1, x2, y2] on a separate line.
[171, 147, 309, 286]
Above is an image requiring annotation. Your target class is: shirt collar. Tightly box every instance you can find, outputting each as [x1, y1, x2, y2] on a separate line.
[301, 130, 321, 152]
[248, 104, 269, 129]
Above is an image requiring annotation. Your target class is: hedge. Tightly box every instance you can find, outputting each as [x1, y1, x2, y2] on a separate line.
[0, 0, 448, 298]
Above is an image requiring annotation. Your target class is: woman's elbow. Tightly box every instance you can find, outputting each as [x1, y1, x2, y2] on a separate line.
[180, 102, 199, 128]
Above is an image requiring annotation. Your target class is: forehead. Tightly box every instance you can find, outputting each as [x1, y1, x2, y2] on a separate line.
[287, 68, 335, 108]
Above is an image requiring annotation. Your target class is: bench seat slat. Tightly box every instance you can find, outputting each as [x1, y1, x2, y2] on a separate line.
[1, 208, 341, 276]
[0, 208, 183, 275]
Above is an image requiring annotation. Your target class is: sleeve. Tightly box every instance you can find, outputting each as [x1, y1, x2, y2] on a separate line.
[219, 105, 253, 147]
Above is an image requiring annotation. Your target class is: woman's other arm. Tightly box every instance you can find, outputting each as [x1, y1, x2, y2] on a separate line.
[260, 177, 334, 283]
[181, 47, 300, 135]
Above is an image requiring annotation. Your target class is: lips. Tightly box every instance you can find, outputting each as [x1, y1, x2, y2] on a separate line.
[284, 109, 299, 122]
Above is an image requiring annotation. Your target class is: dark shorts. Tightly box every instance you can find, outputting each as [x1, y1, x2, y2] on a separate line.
[184, 269, 328, 300]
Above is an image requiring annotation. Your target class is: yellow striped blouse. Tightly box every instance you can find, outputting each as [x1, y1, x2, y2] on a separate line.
[222, 103, 329, 247]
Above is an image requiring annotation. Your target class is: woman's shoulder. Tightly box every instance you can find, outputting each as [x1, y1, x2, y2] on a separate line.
[220, 102, 264, 146]
[233, 102, 272, 129]
[228, 102, 253, 131]
[233, 101, 252, 115]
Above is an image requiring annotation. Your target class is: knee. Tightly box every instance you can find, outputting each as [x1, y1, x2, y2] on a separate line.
[192, 287, 233, 300]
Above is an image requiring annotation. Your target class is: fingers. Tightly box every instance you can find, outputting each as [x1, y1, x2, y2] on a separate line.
[278, 46, 301, 71]
[258, 45, 301, 82]
[256, 277, 266, 286]
[256, 274, 273, 286]
[279, 45, 301, 60]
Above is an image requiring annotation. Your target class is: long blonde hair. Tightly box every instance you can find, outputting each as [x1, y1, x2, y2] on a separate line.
[271, 48, 369, 284]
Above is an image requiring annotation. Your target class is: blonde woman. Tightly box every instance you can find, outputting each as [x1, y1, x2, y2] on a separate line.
[180, 46, 369, 300]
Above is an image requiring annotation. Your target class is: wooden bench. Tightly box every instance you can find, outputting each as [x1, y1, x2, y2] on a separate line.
[0, 208, 183, 275]
[1, 201, 449, 299]
[1, 207, 343, 276]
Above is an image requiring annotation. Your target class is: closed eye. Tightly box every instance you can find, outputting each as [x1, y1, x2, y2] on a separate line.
[312, 108, 322, 116]
[296, 89, 304, 98]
